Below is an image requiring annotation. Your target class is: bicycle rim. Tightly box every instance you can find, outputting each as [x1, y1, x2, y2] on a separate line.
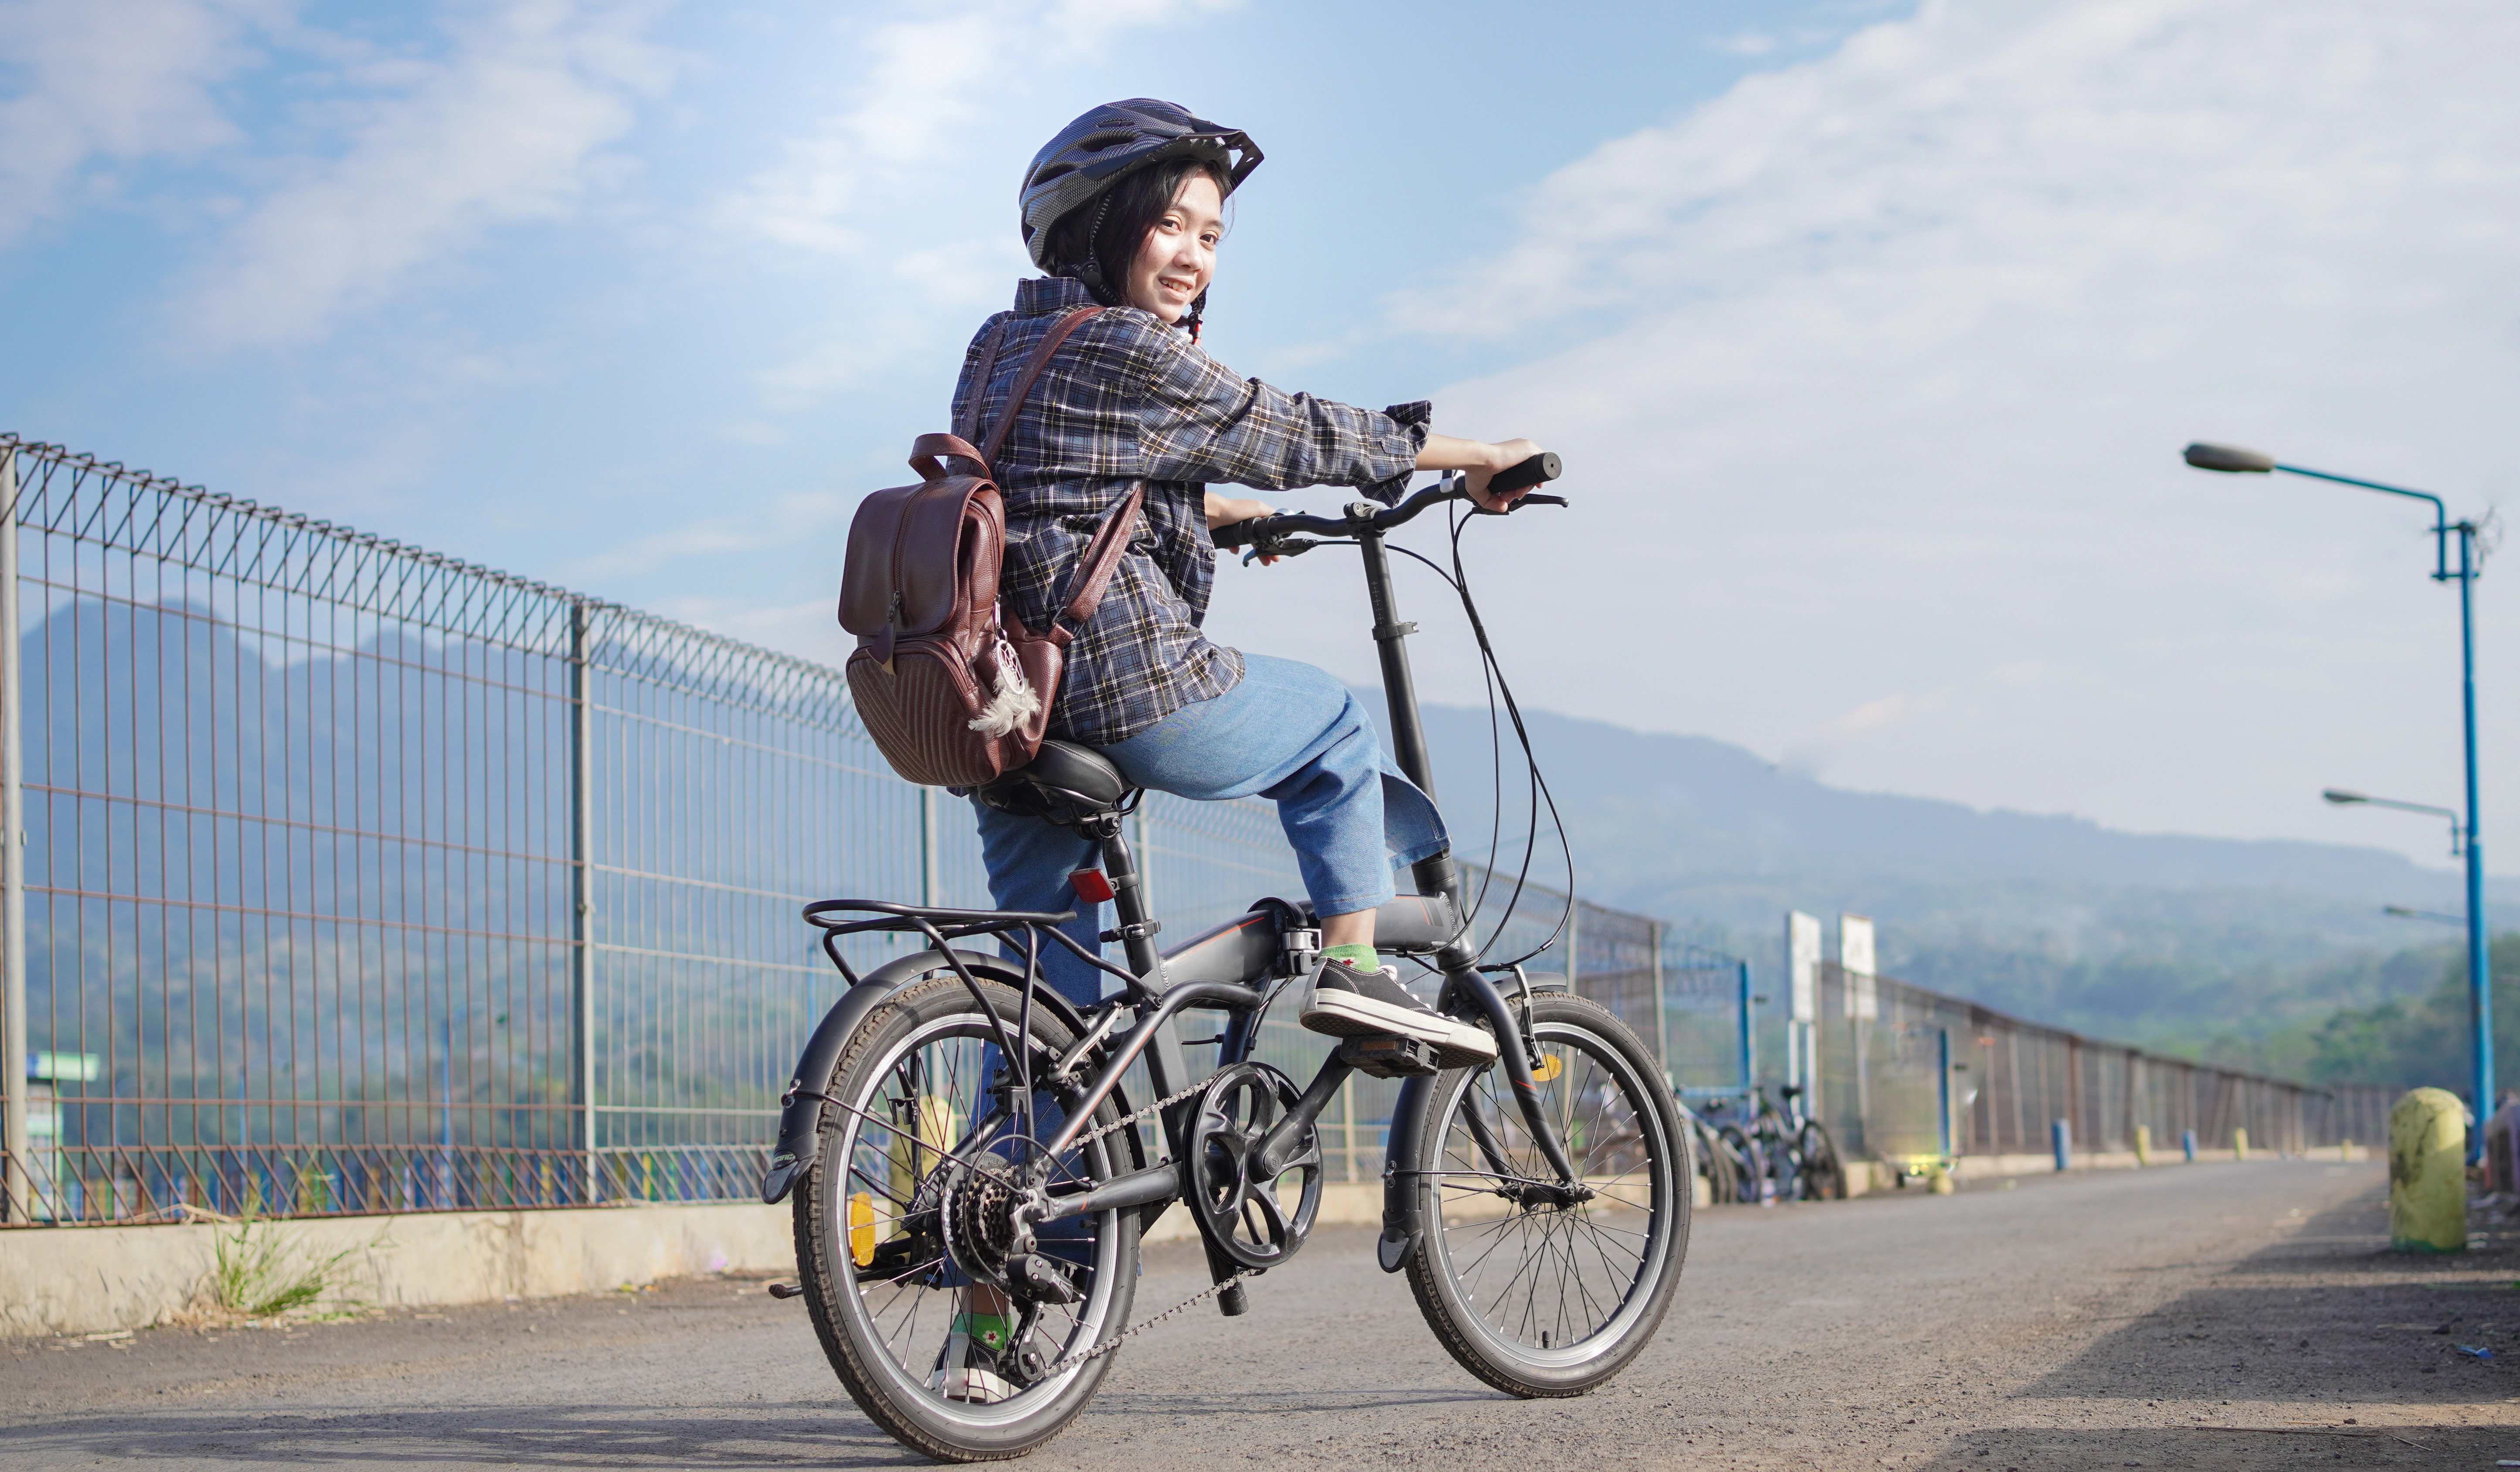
[800, 985, 1135, 1458]
[1407, 999, 1686, 1395]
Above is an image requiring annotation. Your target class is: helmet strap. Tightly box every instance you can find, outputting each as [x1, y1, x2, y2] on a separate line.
[1183, 288, 1208, 344]
[1071, 192, 1119, 302]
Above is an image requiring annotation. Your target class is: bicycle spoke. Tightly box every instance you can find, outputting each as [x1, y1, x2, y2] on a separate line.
[1430, 1016, 1673, 1357]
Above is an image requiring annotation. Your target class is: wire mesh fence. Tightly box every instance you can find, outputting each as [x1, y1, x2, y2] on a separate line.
[0, 435, 2395, 1225]
[1796, 962, 2395, 1169]
[0, 435, 1757, 1223]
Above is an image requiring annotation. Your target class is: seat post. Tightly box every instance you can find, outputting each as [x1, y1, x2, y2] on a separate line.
[1095, 811, 1163, 984]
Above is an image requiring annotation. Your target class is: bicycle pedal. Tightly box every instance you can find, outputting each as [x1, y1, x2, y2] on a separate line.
[1338, 1034, 1438, 1079]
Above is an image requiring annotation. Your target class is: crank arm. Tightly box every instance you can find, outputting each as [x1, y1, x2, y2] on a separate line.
[1033, 1159, 1182, 1223]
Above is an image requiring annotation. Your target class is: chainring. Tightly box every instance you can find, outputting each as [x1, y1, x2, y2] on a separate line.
[1186, 1061, 1323, 1271]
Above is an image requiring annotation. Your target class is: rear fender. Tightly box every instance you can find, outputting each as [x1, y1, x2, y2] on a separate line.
[758, 949, 1095, 1205]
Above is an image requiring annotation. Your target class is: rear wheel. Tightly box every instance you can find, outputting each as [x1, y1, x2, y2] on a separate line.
[1402, 994, 1689, 1397]
[1796, 1120, 1849, 1201]
[793, 973, 1140, 1462]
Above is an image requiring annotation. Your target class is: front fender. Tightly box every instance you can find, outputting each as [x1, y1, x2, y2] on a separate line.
[1377, 1072, 1437, 1271]
[758, 949, 1093, 1205]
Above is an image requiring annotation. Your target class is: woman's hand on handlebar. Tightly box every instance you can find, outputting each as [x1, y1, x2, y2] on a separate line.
[1205, 491, 1271, 531]
[1417, 434, 1549, 513]
[1205, 492, 1280, 564]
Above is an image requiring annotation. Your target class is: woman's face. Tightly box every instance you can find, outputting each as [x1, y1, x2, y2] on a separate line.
[1124, 171, 1223, 324]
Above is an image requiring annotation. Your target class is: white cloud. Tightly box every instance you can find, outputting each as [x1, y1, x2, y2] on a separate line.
[721, 0, 1237, 408]
[727, 0, 1235, 259]
[177, 0, 671, 349]
[0, 0, 269, 245]
[1210, 0, 2520, 862]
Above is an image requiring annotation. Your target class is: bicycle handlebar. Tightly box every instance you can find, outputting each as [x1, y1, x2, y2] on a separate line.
[1210, 450, 1565, 555]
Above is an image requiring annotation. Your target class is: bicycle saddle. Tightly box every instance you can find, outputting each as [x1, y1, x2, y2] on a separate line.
[975, 739, 1138, 821]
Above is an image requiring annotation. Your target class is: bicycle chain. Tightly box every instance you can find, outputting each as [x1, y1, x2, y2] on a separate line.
[1037, 1266, 1253, 1378]
[1022, 1071, 1245, 1380]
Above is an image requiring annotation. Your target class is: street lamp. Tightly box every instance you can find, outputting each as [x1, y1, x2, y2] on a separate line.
[2189, 441, 2493, 1131]
[2384, 904, 2468, 927]
[2323, 787, 2464, 857]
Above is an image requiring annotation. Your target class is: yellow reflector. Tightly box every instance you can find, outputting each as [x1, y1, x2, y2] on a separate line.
[1530, 1053, 1564, 1083]
[848, 1192, 878, 1267]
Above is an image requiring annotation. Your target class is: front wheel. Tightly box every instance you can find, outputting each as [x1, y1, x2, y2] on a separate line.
[1402, 993, 1690, 1397]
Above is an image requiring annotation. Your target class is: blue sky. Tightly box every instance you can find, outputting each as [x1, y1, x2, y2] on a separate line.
[4, 0, 2518, 869]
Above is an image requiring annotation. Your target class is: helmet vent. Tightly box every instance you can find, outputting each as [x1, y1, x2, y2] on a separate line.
[1073, 131, 1135, 153]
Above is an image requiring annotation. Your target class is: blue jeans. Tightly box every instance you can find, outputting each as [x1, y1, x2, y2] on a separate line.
[973, 654, 1446, 1008]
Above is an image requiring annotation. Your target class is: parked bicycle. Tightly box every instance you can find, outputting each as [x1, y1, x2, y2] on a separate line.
[1680, 1101, 1758, 1205]
[1701, 1085, 1847, 1203]
[761, 457, 1693, 1461]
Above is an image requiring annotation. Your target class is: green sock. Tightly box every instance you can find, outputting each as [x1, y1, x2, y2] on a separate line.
[1323, 943, 1380, 971]
[951, 1312, 1011, 1351]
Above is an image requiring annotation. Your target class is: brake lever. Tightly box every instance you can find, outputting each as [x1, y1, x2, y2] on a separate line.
[1468, 493, 1570, 518]
[1241, 536, 1321, 566]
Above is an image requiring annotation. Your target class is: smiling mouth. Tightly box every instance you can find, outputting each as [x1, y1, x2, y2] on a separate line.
[1158, 276, 1197, 297]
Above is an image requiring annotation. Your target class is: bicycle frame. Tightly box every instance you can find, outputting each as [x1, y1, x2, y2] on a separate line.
[765, 470, 1582, 1283]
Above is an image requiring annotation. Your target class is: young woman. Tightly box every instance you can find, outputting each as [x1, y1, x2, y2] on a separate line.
[962, 99, 1544, 1063]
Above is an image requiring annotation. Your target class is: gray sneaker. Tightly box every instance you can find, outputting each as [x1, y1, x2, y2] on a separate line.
[1299, 959, 1497, 1068]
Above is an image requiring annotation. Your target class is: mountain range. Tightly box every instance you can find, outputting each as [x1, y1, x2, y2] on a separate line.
[1369, 692, 2495, 1060]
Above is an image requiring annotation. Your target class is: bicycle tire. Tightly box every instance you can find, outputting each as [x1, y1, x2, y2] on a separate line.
[1717, 1122, 1768, 1205]
[1690, 1117, 1740, 1204]
[1797, 1120, 1850, 1201]
[794, 973, 1140, 1462]
[1402, 993, 1690, 1397]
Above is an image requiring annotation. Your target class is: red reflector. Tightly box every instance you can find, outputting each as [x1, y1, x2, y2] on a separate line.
[1068, 869, 1115, 904]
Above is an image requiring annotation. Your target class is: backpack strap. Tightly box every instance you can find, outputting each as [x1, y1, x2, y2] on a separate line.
[971, 304, 1143, 641]
[953, 318, 1010, 445]
[1046, 483, 1146, 644]
[977, 306, 1103, 471]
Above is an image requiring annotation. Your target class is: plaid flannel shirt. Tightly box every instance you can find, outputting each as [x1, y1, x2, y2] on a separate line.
[952, 276, 1430, 746]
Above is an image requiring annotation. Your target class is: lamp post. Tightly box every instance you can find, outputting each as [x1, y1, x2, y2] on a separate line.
[2189, 442, 2493, 1135]
[2326, 787, 2472, 922]
[2323, 787, 2464, 857]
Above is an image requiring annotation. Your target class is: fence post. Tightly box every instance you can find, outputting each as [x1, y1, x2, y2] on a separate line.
[1737, 961, 1755, 1095]
[1650, 921, 1669, 1080]
[920, 786, 942, 908]
[1131, 801, 1151, 915]
[0, 446, 24, 1223]
[568, 600, 596, 1202]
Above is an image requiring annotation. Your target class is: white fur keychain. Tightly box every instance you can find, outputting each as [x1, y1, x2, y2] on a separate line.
[968, 636, 1041, 737]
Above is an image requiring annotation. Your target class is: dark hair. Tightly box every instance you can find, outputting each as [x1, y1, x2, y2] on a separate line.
[1045, 156, 1232, 310]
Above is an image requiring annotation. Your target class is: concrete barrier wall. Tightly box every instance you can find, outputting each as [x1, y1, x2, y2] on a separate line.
[0, 1202, 797, 1339]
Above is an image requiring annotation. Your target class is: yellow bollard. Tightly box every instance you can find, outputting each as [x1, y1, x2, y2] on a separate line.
[2342, 1137, 2353, 1162]
[2390, 1088, 2468, 1254]
[2134, 1124, 2152, 1167]
[885, 1096, 962, 1240]
[2233, 1127, 2250, 1161]
[1927, 1166, 1955, 1195]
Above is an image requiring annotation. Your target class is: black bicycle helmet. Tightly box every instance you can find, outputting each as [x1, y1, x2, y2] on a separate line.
[1020, 98, 1262, 284]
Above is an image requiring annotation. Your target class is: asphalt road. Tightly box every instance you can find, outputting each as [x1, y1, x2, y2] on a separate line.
[8, 1158, 2519, 1470]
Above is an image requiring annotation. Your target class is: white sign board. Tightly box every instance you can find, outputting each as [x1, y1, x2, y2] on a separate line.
[1841, 913, 1878, 1020]
[1787, 911, 1822, 1023]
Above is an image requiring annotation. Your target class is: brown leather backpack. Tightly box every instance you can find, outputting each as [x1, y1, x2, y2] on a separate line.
[838, 306, 1143, 788]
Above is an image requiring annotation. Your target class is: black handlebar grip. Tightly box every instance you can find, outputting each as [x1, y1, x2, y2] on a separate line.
[1487, 451, 1562, 497]
[1212, 516, 1263, 550]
